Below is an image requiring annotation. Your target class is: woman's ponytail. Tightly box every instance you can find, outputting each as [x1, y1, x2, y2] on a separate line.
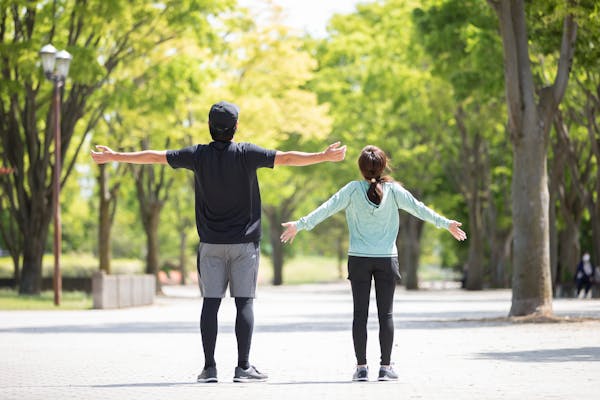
[358, 146, 393, 206]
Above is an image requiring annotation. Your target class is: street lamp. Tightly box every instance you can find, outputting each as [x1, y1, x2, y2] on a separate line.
[40, 44, 72, 306]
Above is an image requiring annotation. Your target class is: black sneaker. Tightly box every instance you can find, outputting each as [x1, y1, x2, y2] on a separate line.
[197, 366, 217, 383]
[352, 366, 369, 382]
[233, 365, 268, 382]
[378, 365, 398, 381]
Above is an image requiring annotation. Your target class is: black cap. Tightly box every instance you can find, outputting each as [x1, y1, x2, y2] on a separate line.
[209, 101, 239, 132]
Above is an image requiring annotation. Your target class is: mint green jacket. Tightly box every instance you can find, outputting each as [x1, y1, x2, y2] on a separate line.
[295, 180, 451, 257]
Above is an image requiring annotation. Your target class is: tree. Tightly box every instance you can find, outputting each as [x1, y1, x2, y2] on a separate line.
[0, 0, 229, 294]
[487, 0, 577, 315]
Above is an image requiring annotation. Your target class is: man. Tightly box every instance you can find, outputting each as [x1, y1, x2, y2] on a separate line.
[575, 252, 595, 299]
[91, 101, 346, 383]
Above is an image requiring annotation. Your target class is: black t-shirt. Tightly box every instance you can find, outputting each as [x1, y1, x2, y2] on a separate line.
[166, 141, 276, 244]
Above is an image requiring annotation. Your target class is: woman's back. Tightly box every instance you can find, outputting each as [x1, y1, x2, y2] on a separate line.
[296, 180, 450, 258]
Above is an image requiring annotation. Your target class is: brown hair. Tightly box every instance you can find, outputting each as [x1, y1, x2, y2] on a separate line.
[358, 145, 393, 205]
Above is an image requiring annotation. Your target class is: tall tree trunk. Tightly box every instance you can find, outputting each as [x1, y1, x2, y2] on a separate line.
[133, 141, 171, 293]
[400, 213, 424, 290]
[454, 107, 487, 290]
[548, 124, 566, 289]
[98, 164, 114, 274]
[142, 204, 162, 291]
[549, 201, 558, 289]
[558, 226, 580, 282]
[465, 199, 485, 290]
[20, 245, 44, 294]
[19, 193, 52, 294]
[484, 165, 512, 289]
[553, 111, 590, 283]
[510, 132, 553, 315]
[269, 217, 284, 286]
[179, 230, 188, 285]
[19, 224, 49, 294]
[489, 0, 577, 316]
[589, 206, 600, 267]
[586, 98, 600, 267]
[263, 199, 295, 286]
[493, 230, 512, 288]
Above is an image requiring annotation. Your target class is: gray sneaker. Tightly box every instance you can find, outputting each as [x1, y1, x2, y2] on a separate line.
[352, 366, 369, 382]
[233, 365, 268, 382]
[197, 366, 217, 383]
[378, 365, 398, 381]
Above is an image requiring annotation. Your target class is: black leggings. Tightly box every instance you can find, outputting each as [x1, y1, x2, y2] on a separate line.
[348, 256, 399, 366]
[200, 297, 254, 369]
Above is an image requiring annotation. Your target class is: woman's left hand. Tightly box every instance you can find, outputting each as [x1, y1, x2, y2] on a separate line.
[448, 220, 467, 241]
[280, 222, 298, 244]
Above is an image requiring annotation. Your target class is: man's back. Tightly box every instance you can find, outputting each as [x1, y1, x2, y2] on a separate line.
[167, 141, 276, 244]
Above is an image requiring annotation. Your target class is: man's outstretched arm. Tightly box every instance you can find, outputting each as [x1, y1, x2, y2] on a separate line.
[274, 142, 346, 166]
[90, 145, 168, 165]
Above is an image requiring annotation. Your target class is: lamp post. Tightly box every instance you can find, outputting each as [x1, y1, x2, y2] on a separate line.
[40, 44, 72, 306]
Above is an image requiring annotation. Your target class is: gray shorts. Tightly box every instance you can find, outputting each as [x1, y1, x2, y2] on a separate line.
[196, 242, 260, 298]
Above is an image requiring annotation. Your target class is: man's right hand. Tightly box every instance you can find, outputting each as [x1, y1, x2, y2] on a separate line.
[322, 142, 346, 162]
[90, 145, 116, 164]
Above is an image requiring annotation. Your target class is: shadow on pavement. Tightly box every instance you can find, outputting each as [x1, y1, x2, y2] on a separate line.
[0, 318, 518, 334]
[89, 382, 194, 388]
[474, 346, 600, 362]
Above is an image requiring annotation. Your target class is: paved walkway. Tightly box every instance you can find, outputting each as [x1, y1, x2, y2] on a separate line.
[1, 282, 599, 400]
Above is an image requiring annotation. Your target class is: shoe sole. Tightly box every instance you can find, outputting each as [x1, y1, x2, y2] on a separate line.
[197, 378, 218, 383]
[233, 377, 267, 383]
[378, 377, 397, 381]
[352, 378, 369, 382]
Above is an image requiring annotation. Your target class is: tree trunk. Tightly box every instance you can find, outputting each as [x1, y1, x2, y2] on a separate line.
[454, 107, 487, 290]
[143, 204, 162, 291]
[484, 170, 512, 289]
[465, 200, 485, 290]
[400, 213, 424, 290]
[487, 229, 512, 289]
[510, 133, 553, 315]
[558, 226, 580, 282]
[11, 253, 21, 287]
[549, 201, 558, 289]
[98, 164, 112, 274]
[589, 205, 600, 267]
[133, 148, 171, 293]
[179, 230, 187, 285]
[588, 104, 600, 267]
[490, 0, 577, 316]
[19, 229, 47, 295]
[268, 212, 284, 286]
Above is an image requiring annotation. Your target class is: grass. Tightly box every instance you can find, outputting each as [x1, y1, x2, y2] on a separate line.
[0, 289, 92, 310]
[258, 254, 345, 285]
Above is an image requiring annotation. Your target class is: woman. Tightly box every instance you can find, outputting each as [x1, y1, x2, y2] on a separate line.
[280, 145, 466, 382]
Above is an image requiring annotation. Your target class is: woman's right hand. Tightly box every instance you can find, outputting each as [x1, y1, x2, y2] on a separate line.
[280, 222, 298, 244]
[448, 220, 467, 241]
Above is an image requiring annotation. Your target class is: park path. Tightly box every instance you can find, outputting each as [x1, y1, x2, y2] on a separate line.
[1, 282, 599, 400]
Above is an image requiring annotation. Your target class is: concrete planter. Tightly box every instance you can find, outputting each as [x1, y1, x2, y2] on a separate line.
[92, 271, 155, 309]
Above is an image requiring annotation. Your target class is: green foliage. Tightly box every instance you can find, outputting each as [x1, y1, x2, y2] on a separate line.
[413, 0, 503, 100]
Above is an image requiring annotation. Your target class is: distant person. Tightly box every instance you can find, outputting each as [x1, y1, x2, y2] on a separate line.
[280, 145, 466, 382]
[91, 101, 346, 383]
[575, 252, 594, 299]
